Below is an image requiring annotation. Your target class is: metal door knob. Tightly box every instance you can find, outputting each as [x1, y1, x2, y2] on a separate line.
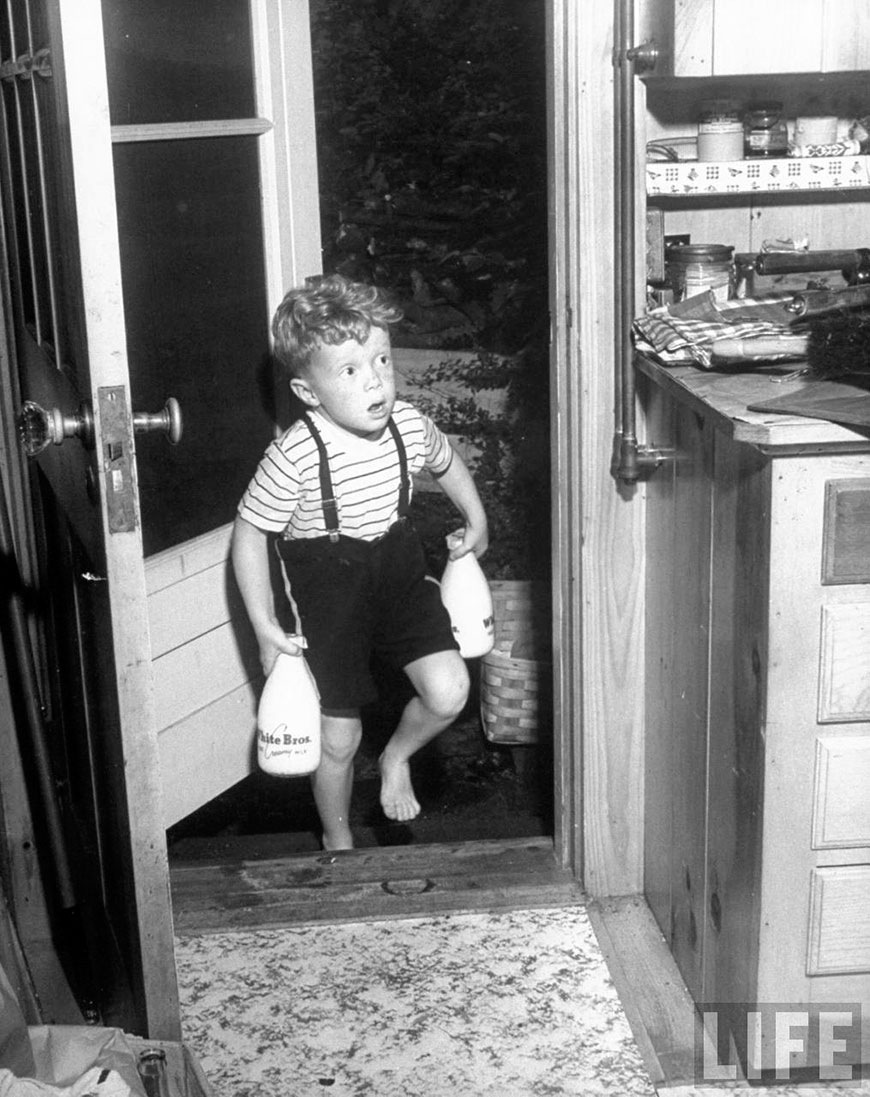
[18, 398, 182, 457]
[133, 397, 183, 445]
[18, 400, 94, 456]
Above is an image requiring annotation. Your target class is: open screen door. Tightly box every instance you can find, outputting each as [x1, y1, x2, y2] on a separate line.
[1, 0, 320, 1035]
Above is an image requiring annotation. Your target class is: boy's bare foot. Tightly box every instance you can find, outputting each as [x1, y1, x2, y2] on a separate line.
[378, 752, 421, 822]
[321, 819, 354, 851]
[322, 833, 354, 851]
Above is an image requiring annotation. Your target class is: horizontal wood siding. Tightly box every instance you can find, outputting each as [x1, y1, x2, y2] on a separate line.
[146, 523, 259, 828]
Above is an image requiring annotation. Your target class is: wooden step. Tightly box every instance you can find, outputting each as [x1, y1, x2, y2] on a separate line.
[171, 836, 583, 934]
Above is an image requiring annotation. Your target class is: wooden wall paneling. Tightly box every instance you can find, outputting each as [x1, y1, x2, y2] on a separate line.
[547, 0, 584, 878]
[638, 0, 715, 78]
[561, 0, 645, 895]
[145, 523, 259, 825]
[703, 438, 768, 1009]
[151, 624, 257, 732]
[665, 400, 713, 1001]
[821, 0, 870, 71]
[158, 685, 258, 828]
[657, 202, 750, 256]
[673, 0, 715, 76]
[641, 377, 677, 937]
[712, 0, 823, 75]
[748, 194, 870, 257]
[649, 197, 870, 275]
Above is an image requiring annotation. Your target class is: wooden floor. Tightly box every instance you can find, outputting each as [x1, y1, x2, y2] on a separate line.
[170, 835, 583, 934]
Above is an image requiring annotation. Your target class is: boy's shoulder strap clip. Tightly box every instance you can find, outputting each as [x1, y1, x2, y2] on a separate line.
[302, 413, 340, 542]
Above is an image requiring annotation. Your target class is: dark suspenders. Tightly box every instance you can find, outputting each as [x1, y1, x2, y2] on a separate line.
[302, 414, 410, 542]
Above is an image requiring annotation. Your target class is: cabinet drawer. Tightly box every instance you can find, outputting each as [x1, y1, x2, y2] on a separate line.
[807, 865, 870, 975]
[818, 603, 870, 723]
[822, 480, 870, 586]
[812, 736, 870, 848]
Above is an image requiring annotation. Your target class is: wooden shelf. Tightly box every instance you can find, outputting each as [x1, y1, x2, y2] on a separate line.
[647, 154, 870, 197]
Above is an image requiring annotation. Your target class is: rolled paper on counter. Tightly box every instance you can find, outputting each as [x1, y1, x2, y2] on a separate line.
[710, 334, 808, 361]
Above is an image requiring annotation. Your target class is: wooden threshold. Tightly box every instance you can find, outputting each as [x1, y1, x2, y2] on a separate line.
[588, 894, 711, 1092]
[170, 835, 583, 935]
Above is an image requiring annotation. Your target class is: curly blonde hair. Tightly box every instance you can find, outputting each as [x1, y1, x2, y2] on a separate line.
[271, 273, 402, 377]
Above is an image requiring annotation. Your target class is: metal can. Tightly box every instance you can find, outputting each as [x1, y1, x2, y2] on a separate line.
[697, 99, 743, 162]
[666, 243, 735, 303]
[744, 102, 788, 158]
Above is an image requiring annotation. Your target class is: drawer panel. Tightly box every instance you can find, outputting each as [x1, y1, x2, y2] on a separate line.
[807, 865, 870, 975]
[812, 736, 870, 848]
[822, 480, 870, 585]
[818, 603, 870, 723]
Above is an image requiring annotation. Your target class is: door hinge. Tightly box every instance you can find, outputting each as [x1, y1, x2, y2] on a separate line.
[0, 49, 52, 82]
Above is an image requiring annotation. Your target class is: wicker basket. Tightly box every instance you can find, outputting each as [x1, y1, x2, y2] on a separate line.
[480, 580, 551, 745]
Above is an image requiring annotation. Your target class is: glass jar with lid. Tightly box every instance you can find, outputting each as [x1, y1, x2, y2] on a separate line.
[666, 244, 735, 304]
[744, 102, 788, 158]
[697, 99, 743, 161]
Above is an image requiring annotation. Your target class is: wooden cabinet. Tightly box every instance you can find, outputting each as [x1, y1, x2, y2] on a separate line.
[635, 1, 870, 1076]
[640, 361, 870, 1071]
[640, 0, 870, 77]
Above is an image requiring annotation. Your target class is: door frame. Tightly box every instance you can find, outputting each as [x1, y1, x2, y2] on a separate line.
[547, 0, 645, 895]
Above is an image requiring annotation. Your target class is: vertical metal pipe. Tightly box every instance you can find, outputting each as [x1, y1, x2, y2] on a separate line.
[614, 0, 639, 482]
[613, 0, 659, 482]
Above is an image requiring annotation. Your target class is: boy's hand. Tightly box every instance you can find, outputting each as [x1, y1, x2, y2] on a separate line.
[258, 625, 308, 676]
[447, 523, 489, 560]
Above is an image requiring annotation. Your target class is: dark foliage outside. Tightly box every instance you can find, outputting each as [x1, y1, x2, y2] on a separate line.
[166, 4, 554, 853]
[310, 0, 551, 581]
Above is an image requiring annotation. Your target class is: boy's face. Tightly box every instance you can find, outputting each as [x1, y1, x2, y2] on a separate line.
[290, 327, 396, 440]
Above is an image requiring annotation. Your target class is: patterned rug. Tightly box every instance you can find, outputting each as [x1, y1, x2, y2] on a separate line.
[175, 904, 656, 1096]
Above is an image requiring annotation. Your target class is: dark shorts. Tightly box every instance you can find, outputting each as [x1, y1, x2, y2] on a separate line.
[275, 520, 459, 711]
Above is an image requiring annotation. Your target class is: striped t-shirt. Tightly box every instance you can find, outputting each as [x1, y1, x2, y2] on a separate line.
[237, 400, 454, 541]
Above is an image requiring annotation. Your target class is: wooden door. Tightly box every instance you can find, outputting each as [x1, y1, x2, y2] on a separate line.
[0, 0, 319, 1035]
[106, 0, 321, 829]
[2, 0, 181, 1037]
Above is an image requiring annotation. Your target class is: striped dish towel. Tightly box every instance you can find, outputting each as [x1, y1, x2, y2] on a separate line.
[633, 291, 797, 368]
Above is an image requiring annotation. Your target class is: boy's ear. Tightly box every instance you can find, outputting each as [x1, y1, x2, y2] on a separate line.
[290, 377, 320, 408]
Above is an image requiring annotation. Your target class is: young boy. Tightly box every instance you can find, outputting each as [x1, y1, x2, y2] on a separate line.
[231, 274, 489, 850]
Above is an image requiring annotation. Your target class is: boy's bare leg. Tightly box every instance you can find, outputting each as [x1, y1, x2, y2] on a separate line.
[379, 650, 469, 822]
[310, 713, 362, 850]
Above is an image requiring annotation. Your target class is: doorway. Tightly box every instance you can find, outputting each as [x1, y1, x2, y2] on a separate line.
[164, 0, 555, 859]
[0, 0, 571, 1031]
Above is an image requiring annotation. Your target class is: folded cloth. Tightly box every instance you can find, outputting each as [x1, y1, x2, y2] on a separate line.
[633, 291, 797, 367]
[0, 1067, 133, 1097]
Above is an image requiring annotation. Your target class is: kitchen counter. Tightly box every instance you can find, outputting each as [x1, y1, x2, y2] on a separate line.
[641, 352, 870, 1074]
[635, 353, 870, 453]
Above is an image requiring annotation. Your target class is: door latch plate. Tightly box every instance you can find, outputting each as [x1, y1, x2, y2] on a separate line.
[98, 386, 137, 534]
